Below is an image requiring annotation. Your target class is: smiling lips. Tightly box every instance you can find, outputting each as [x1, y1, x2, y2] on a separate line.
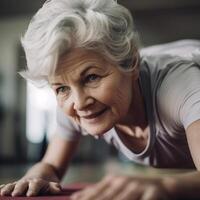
[81, 107, 108, 119]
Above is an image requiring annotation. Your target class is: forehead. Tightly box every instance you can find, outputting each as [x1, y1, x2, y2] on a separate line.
[57, 48, 107, 74]
[49, 48, 111, 82]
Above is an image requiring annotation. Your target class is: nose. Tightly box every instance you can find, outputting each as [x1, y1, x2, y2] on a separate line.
[73, 89, 94, 111]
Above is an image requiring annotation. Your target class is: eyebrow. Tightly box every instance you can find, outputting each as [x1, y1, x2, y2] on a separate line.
[51, 83, 63, 86]
[50, 66, 101, 86]
[80, 66, 100, 76]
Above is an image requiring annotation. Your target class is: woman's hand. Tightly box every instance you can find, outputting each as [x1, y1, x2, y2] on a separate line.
[0, 177, 62, 197]
[70, 174, 175, 200]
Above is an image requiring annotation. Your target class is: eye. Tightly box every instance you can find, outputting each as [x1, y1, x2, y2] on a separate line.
[55, 86, 70, 96]
[85, 74, 100, 83]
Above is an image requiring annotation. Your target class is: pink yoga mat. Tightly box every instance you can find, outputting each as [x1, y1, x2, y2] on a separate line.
[0, 183, 88, 200]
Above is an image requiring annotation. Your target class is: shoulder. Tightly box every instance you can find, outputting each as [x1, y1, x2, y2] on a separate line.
[139, 39, 200, 93]
[139, 40, 200, 130]
[139, 39, 200, 76]
[156, 62, 200, 131]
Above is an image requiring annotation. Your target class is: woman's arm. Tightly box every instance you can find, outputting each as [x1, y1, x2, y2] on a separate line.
[70, 120, 200, 200]
[157, 119, 200, 199]
[42, 134, 80, 179]
[0, 134, 80, 197]
[168, 119, 200, 199]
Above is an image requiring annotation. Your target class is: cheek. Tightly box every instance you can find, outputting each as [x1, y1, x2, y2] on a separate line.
[113, 80, 132, 116]
[112, 87, 132, 113]
[57, 96, 74, 116]
[57, 96, 64, 108]
[97, 80, 132, 113]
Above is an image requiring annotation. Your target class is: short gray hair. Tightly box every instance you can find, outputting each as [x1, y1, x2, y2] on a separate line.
[21, 0, 140, 86]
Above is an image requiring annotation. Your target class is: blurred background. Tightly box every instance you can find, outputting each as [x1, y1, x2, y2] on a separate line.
[0, 0, 200, 185]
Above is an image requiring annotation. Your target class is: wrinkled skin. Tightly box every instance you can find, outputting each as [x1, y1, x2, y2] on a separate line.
[0, 177, 62, 197]
[70, 174, 172, 200]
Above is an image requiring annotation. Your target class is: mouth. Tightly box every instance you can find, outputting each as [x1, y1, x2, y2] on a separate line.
[81, 108, 108, 120]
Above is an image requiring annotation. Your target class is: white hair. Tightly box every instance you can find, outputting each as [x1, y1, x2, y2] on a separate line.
[20, 0, 140, 86]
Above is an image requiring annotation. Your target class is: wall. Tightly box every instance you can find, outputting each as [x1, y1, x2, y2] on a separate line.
[0, 16, 30, 160]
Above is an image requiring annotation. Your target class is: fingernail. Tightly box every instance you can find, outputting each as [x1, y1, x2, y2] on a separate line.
[58, 185, 62, 190]
[55, 185, 61, 189]
[12, 192, 17, 196]
[12, 191, 21, 197]
[27, 192, 33, 197]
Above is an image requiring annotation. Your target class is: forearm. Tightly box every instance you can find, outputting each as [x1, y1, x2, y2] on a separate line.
[23, 137, 79, 183]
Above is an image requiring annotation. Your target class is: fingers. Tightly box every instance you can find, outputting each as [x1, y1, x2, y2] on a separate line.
[26, 179, 45, 197]
[141, 186, 170, 200]
[71, 175, 129, 200]
[0, 182, 16, 196]
[70, 175, 170, 200]
[71, 185, 106, 200]
[0, 179, 62, 197]
[114, 182, 142, 200]
[0, 184, 5, 193]
[0, 184, 5, 190]
[12, 180, 28, 196]
[96, 176, 129, 200]
[71, 180, 109, 200]
[141, 186, 160, 200]
[48, 182, 62, 194]
[26, 179, 62, 196]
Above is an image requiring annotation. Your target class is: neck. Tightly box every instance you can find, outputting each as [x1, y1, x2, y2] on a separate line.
[117, 79, 148, 130]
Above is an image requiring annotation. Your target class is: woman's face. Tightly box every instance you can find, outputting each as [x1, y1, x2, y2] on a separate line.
[49, 49, 136, 136]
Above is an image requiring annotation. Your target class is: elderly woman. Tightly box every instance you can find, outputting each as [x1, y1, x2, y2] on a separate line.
[1, 0, 200, 199]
